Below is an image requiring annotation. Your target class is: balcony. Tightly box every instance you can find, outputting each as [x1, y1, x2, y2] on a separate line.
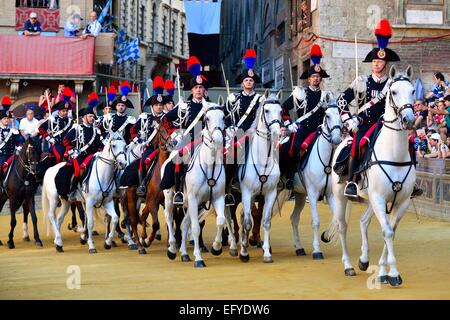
[147, 41, 173, 62]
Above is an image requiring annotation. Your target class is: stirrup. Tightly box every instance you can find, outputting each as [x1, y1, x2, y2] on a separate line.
[173, 192, 184, 206]
[285, 178, 294, 190]
[231, 178, 240, 191]
[136, 185, 147, 197]
[344, 181, 358, 198]
[225, 193, 235, 206]
[410, 185, 423, 199]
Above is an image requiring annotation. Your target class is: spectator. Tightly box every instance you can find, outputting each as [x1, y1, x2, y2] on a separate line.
[428, 95, 450, 140]
[414, 99, 428, 129]
[38, 87, 55, 112]
[81, 11, 101, 39]
[19, 107, 39, 138]
[426, 72, 450, 101]
[64, 13, 83, 37]
[424, 133, 449, 158]
[23, 12, 42, 36]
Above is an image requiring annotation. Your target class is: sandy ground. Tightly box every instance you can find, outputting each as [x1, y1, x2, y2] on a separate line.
[0, 201, 449, 300]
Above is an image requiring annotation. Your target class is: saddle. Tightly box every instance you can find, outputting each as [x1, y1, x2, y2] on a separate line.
[1, 155, 15, 174]
[299, 131, 319, 171]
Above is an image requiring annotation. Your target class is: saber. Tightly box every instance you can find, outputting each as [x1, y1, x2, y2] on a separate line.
[45, 89, 54, 132]
[76, 93, 79, 150]
[221, 63, 235, 126]
[288, 58, 294, 91]
[354, 33, 360, 114]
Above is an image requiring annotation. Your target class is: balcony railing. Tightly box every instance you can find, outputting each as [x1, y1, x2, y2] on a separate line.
[147, 42, 173, 59]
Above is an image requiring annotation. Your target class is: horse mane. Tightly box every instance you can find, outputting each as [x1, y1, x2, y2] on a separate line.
[249, 98, 264, 131]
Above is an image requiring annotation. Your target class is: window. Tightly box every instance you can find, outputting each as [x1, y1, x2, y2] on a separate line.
[151, 3, 158, 43]
[181, 24, 185, 55]
[163, 16, 167, 44]
[298, 0, 312, 30]
[139, 5, 146, 41]
[277, 22, 285, 46]
[16, 0, 58, 8]
[172, 19, 177, 49]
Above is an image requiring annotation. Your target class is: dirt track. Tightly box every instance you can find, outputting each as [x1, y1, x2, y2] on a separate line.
[0, 202, 450, 300]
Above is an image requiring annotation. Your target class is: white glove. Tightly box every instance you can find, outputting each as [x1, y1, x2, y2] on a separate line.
[346, 118, 359, 131]
[132, 136, 140, 144]
[287, 123, 298, 133]
[178, 100, 188, 111]
[225, 126, 236, 138]
[45, 136, 55, 145]
[227, 93, 236, 104]
[48, 115, 55, 123]
[15, 146, 23, 153]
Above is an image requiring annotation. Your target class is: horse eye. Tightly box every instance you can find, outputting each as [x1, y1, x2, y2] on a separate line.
[392, 91, 398, 95]
[412, 90, 416, 95]
[265, 109, 269, 113]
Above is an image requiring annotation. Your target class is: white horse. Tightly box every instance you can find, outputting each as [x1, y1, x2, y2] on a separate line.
[326, 65, 416, 286]
[163, 100, 229, 267]
[238, 91, 282, 263]
[42, 133, 128, 253]
[289, 97, 343, 259]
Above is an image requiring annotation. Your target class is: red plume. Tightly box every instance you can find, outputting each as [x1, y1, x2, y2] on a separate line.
[244, 49, 257, 59]
[1, 96, 12, 106]
[374, 19, 392, 37]
[63, 87, 72, 97]
[309, 44, 323, 58]
[152, 76, 165, 90]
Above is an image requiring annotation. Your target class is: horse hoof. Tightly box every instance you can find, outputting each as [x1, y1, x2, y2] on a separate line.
[194, 260, 206, 268]
[221, 240, 229, 247]
[120, 220, 127, 229]
[120, 238, 127, 244]
[210, 246, 222, 256]
[89, 248, 97, 254]
[239, 254, 250, 263]
[388, 275, 403, 287]
[128, 244, 138, 250]
[379, 275, 389, 284]
[104, 242, 112, 250]
[155, 234, 162, 241]
[92, 231, 99, 236]
[167, 250, 176, 260]
[111, 241, 118, 248]
[35, 240, 43, 247]
[321, 231, 330, 243]
[23, 236, 31, 242]
[256, 242, 263, 249]
[80, 238, 87, 245]
[0, 240, 3, 246]
[200, 246, 209, 253]
[181, 254, 191, 262]
[67, 223, 74, 231]
[143, 240, 150, 248]
[229, 249, 238, 257]
[358, 259, 369, 271]
[7, 241, 15, 249]
[249, 238, 258, 247]
[344, 268, 357, 276]
[55, 245, 64, 253]
[138, 248, 147, 255]
[296, 248, 306, 256]
[263, 257, 274, 263]
[312, 252, 324, 260]
[189, 240, 194, 246]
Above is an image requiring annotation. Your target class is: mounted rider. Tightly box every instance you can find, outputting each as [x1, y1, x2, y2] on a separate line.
[0, 110, 21, 193]
[134, 76, 167, 197]
[337, 19, 422, 199]
[164, 79, 176, 113]
[160, 56, 212, 206]
[36, 90, 74, 183]
[280, 44, 332, 190]
[99, 81, 136, 144]
[224, 49, 264, 204]
[95, 88, 113, 136]
[56, 104, 103, 199]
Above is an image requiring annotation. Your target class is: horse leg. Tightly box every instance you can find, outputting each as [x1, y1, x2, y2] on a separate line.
[198, 220, 208, 253]
[69, 202, 78, 231]
[261, 191, 277, 263]
[76, 202, 86, 231]
[114, 198, 125, 241]
[290, 192, 306, 256]
[163, 197, 177, 260]
[188, 197, 204, 267]
[145, 201, 159, 248]
[358, 205, 373, 271]
[22, 202, 30, 242]
[7, 205, 17, 249]
[140, 204, 150, 247]
[123, 189, 140, 252]
[211, 196, 226, 256]
[249, 201, 263, 247]
[103, 200, 119, 250]
[54, 200, 70, 252]
[174, 207, 184, 249]
[239, 190, 252, 262]
[27, 196, 42, 247]
[225, 206, 238, 257]
[180, 211, 191, 261]
[307, 193, 324, 259]
[85, 200, 97, 253]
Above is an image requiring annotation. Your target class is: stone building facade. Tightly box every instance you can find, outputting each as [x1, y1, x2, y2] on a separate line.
[221, 0, 450, 95]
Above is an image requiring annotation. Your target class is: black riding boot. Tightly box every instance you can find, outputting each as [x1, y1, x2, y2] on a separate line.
[136, 167, 147, 197]
[344, 156, 358, 199]
[173, 169, 184, 206]
[409, 145, 423, 198]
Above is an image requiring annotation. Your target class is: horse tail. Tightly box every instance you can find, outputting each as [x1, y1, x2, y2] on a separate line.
[41, 181, 51, 237]
[323, 201, 351, 246]
[272, 189, 291, 217]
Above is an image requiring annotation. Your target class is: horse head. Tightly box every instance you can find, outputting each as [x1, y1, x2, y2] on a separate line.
[107, 132, 128, 170]
[387, 65, 416, 130]
[259, 89, 282, 141]
[22, 135, 41, 175]
[202, 99, 225, 150]
[322, 92, 343, 145]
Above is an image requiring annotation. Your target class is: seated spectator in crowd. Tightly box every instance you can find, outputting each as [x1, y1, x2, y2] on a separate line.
[424, 133, 449, 158]
[64, 13, 83, 37]
[428, 95, 450, 141]
[19, 107, 39, 138]
[414, 99, 428, 129]
[38, 87, 55, 112]
[411, 129, 428, 159]
[23, 12, 42, 36]
[426, 72, 450, 101]
[81, 11, 101, 38]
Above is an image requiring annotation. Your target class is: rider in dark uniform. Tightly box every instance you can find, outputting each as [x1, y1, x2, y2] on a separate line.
[280, 44, 331, 189]
[337, 19, 422, 199]
[224, 49, 263, 204]
[161, 56, 212, 205]
[133, 76, 166, 197]
[0, 110, 21, 193]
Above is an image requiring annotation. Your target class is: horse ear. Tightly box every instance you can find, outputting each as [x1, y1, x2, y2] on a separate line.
[389, 65, 397, 80]
[405, 65, 413, 80]
[264, 89, 270, 99]
[218, 95, 224, 106]
[276, 89, 283, 101]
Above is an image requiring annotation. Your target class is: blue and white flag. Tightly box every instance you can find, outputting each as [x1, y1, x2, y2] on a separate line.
[116, 38, 140, 65]
[98, 0, 112, 25]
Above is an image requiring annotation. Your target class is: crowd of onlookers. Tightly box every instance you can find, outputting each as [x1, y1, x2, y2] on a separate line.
[410, 72, 450, 159]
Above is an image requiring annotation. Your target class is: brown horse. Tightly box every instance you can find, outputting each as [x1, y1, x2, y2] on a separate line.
[121, 123, 171, 254]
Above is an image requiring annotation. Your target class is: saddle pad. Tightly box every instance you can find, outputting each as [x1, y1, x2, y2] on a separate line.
[120, 159, 140, 187]
[299, 131, 320, 171]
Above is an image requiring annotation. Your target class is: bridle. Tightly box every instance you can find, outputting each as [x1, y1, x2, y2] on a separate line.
[99, 138, 126, 169]
[256, 97, 282, 140]
[383, 76, 414, 131]
[321, 104, 343, 143]
[203, 105, 225, 150]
